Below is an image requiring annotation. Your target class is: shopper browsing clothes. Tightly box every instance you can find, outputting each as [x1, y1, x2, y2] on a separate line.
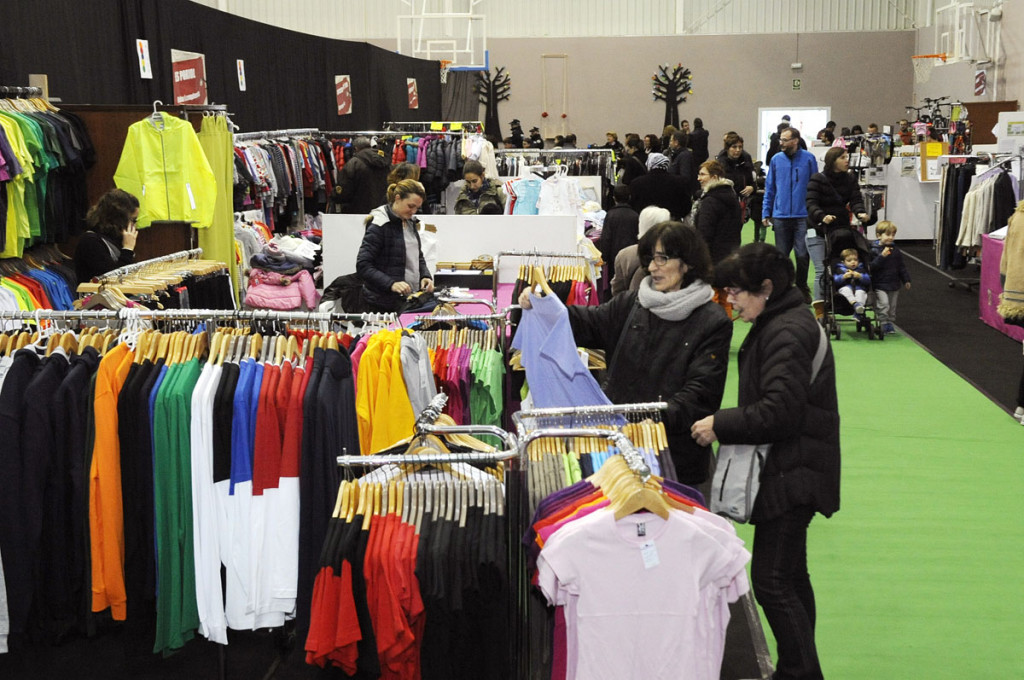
[519, 221, 732, 484]
[356, 179, 434, 312]
[74, 188, 140, 284]
[691, 242, 839, 680]
[454, 160, 506, 215]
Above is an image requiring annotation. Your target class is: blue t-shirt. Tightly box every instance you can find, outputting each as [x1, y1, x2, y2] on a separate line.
[511, 292, 611, 408]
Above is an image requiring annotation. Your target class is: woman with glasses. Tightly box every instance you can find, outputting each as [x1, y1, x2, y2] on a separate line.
[691, 242, 839, 680]
[74, 188, 140, 284]
[519, 221, 732, 484]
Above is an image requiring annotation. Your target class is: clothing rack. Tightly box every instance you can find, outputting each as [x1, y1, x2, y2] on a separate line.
[95, 247, 205, 283]
[495, 148, 615, 156]
[234, 129, 321, 228]
[382, 120, 484, 134]
[514, 401, 669, 420]
[233, 128, 320, 142]
[0, 308, 401, 333]
[492, 249, 594, 306]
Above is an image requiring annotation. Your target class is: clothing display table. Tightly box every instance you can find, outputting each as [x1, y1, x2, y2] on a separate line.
[980, 234, 1024, 341]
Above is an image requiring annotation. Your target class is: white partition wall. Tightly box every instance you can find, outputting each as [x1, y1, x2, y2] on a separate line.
[321, 214, 579, 286]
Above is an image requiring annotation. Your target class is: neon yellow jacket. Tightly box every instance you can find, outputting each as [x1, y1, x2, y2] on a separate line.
[113, 112, 216, 228]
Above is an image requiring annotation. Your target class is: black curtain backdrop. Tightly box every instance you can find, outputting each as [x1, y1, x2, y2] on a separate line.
[441, 71, 482, 125]
[0, 0, 441, 132]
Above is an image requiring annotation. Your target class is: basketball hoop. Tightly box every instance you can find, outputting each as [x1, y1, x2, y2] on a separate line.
[439, 60, 453, 84]
[912, 53, 947, 84]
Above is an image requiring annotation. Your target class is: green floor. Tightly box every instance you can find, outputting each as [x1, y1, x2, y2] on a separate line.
[722, 317, 1024, 678]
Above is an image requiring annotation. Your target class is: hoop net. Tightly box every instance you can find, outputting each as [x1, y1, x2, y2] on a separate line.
[912, 54, 947, 84]
[439, 60, 453, 84]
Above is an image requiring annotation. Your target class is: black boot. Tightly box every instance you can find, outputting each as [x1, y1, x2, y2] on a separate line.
[795, 254, 812, 303]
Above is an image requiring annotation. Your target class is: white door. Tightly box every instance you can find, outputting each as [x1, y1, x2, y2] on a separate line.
[757, 107, 831, 165]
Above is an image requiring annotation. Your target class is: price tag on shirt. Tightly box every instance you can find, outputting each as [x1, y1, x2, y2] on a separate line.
[640, 541, 660, 570]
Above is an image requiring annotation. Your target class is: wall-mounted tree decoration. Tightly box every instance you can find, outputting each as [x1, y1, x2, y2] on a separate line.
[475, 66, 511, 140]
[651, 63, 693, 129]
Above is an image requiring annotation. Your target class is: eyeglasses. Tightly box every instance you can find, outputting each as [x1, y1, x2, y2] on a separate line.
[780, 136, 796, 144]
[723, 287, 743, 297]
[648, 253, 677, 267]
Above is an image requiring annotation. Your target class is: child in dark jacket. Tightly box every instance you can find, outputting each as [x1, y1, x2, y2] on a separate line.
[833, 248, 871, 319]
[869, 221, 912, 334]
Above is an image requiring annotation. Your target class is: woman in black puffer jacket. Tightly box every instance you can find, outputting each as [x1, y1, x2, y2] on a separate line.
[693, 160, 743, 265]
[805, 147, 871, 305]
[692, 243, 839, 680]
[356, 179, 434, 312]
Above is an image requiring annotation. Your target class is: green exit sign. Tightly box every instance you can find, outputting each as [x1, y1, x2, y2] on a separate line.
[792, 79, 801, 90]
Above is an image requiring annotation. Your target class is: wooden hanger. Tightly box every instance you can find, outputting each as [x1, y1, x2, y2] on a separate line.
[531, 265, 554, 297]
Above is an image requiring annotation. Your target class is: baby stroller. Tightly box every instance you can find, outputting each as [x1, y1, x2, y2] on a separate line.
[820, 226, 885, 341]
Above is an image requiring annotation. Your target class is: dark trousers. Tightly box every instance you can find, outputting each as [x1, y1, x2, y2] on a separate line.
[752, 505, 823, 680]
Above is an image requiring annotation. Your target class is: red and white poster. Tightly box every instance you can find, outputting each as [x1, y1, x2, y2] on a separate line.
[407, 78, 419, 109]
[335, 75, 352, 115]
[171, 49, 208, 105]
[975, 69, 987, 97]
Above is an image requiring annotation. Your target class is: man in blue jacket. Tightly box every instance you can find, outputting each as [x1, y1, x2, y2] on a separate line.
[763, 127, 819, 302]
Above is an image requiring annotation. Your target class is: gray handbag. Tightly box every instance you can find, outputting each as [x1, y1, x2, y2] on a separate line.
[710, 324, 828, 523]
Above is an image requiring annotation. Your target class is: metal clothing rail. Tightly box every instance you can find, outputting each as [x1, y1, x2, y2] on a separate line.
[96, 248, 205, 283]
[0, 308, 400, 326]
[519, 427, 644, 471]
[0, 86, 43, 97]
[336, 421, 519, 468]
[382, 120, 483, 133]
[515, 401, 668, 420]
[434, 295, 497, 313]
[233, 128, 320, 142]
[494, 148, 615, 155]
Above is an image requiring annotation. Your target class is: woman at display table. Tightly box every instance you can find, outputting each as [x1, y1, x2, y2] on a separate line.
[74, 188, 140, 284]
[520, 221, 732, 485]
[805, 147, 871, 312]
[356, 179, 434, 312]
[691, 242, 840, 680]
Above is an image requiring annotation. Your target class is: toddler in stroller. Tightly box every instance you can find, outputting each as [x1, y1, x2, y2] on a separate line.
[833, 248, 870, 318]
[821, 227, 884, 340]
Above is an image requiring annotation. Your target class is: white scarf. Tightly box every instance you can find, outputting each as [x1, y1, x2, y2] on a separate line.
[637, 276, 714, 321]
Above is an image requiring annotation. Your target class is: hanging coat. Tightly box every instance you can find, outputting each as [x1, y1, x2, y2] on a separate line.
[114, 112, 217, 228]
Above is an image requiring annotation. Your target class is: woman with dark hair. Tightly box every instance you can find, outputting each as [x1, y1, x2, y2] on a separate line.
[74, 188, 140, 284]
[805, 146, 871, 313]
[643, 133, 662, 156]
[356, 179, 434, 312]
[519, 221, 732, 484]
[692, 241, 839, 680]
[716, 132, 756, 204]
[454, 159, 506, 215]
[693, 159, 743, 265]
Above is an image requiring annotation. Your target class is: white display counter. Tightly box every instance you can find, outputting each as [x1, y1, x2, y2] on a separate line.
[321, 213, 579, 287]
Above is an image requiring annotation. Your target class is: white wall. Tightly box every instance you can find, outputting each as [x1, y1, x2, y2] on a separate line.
[915, 4, 1023, 107]
[478, 32, 915, 160]
[186, 0, 922, 41]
